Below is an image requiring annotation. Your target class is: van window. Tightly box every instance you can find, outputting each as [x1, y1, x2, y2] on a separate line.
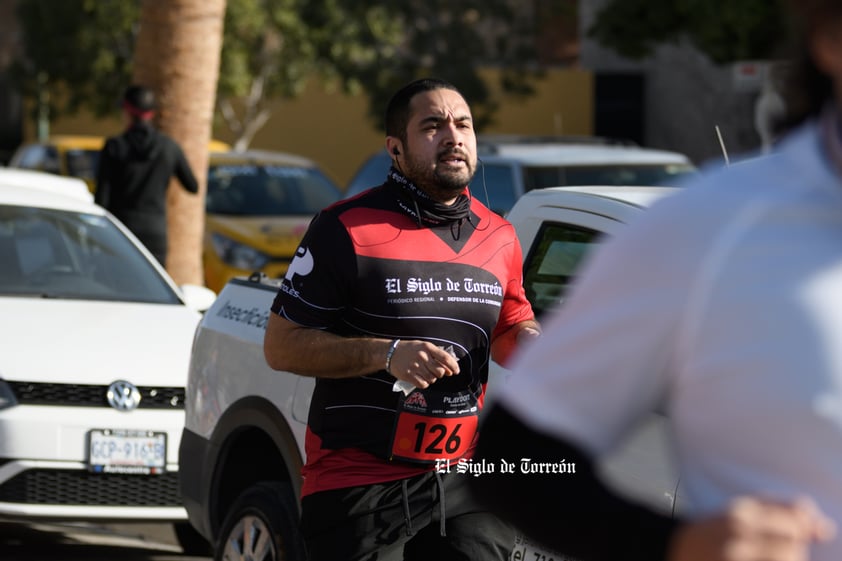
[345, 152, 392, 197]
[472, 162, 518, 216]
[523, 164, 695, 190]
[522, 222, 603, 318]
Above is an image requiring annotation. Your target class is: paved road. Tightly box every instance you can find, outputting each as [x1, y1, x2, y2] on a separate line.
[0, 521, 212, 561]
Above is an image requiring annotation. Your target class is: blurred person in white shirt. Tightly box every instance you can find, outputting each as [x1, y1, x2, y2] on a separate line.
[470, 1, 842, 560]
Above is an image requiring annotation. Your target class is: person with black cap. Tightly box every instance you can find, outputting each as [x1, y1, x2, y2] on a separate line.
[469, 1, 842, 560]
[95, 84, 198, 266]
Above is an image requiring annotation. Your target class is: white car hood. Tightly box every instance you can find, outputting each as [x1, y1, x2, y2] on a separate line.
[0, 298, 201, 386]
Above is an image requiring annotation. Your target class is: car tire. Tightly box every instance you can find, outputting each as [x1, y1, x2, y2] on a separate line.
[215, 481, 304, 561]
[173, 521, 213, 556]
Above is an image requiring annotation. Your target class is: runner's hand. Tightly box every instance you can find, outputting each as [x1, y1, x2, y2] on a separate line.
[668, 496, 836, 561]
[388, 340, 460, 389]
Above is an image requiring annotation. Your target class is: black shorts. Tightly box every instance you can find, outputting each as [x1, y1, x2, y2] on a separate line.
[300, 470, 515, 561]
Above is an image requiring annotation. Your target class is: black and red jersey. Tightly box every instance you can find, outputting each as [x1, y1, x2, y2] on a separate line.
[271, 176, 534, 495]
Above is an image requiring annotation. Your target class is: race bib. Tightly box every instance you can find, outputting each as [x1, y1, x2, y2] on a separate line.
[390, 389, 479, 464]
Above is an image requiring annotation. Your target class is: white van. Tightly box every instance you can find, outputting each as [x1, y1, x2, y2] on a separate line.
[345, 136, 695, 215]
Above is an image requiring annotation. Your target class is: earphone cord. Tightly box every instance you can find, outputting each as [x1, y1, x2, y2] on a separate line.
[411, 197, 423, 228]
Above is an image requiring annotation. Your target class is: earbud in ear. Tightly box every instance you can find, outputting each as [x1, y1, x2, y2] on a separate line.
[392, 147, 400, 156]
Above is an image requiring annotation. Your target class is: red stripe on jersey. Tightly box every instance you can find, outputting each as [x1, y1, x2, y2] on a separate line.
[340, 206, 518, 267]
[301, 427, 431, 496]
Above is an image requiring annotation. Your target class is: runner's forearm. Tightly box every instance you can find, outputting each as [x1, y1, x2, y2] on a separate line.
[264, 313, 392, 378]
[490, 319, 541, 366]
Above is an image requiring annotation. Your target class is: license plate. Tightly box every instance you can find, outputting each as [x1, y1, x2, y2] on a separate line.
[88, 429, 167, 475]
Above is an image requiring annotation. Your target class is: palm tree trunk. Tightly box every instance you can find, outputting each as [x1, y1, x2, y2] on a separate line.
[132, 0, 226, 286]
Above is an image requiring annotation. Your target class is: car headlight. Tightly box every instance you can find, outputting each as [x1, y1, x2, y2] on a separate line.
[0, 380, 18, 410]
[211, 233, 270, 270]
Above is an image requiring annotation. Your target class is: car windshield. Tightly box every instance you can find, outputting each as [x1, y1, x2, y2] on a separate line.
[524, 164, 696, 190]
[206, 164, 342, 216]
[0, 205, 181, 303]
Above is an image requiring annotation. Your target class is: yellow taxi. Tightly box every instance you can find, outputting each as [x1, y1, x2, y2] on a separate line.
[9, 135, 231, 193]
[203, 149, 343, 292]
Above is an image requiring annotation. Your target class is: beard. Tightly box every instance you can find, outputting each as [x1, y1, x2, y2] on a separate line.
[402, 148, 476, 200]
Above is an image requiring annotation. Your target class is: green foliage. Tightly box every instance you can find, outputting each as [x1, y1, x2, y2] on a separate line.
[14, 0, 139, 117]
[300, 0, 543, 130]
[588, 0, 790, 64]
[220, 0, 316, 100]
[14, 0, 549, 138]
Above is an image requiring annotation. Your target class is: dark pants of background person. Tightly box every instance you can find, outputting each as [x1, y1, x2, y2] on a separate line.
[300, 469, 515, 561]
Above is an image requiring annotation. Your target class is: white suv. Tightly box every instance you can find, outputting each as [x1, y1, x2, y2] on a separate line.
[345, 135, 695, 215]
[0, 169, 216, 554]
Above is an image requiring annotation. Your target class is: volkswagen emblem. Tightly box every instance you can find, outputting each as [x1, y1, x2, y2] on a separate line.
[106, 380, 142, 411]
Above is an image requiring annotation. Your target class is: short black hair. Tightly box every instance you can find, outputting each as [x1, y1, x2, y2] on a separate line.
[384, 78, 463, 143]
[123, 84, 156, 112]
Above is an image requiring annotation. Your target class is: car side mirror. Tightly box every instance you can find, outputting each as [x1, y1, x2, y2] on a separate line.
[179, 284, 217, 313]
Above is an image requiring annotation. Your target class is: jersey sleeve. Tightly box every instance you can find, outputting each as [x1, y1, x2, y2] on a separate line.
[491, 230, 534, 341]
[271, 210, 356, 328]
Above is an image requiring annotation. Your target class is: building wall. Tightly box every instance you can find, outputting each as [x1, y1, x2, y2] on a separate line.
[27, 68, 592, 188]
[579, 0, 767, 167]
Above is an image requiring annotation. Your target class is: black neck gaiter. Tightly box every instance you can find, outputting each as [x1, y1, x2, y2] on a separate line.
[387, 167, 471, 228]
